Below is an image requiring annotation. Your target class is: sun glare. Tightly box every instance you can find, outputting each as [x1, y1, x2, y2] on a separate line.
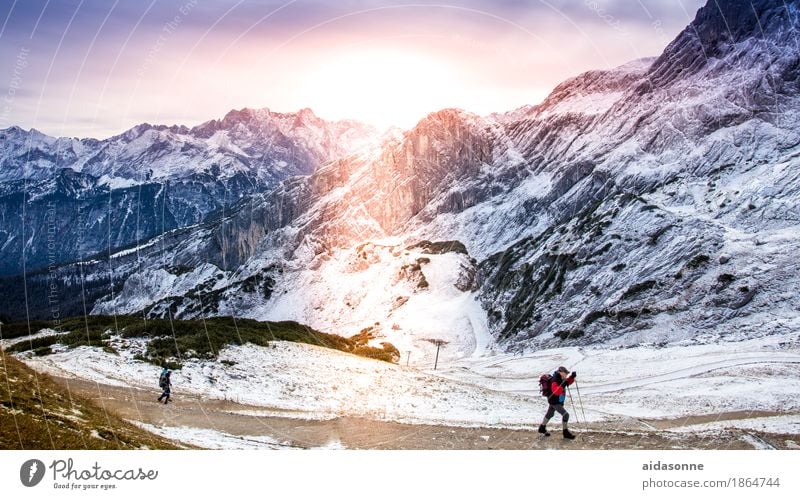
[301, 49, 460, 130]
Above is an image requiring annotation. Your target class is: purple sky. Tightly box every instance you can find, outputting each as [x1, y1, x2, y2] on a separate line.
[0, 0, 706, 137]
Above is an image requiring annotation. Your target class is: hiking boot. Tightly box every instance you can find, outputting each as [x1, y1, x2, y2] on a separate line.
[538, 425, 550, 437]
[563, 428, 576, 440]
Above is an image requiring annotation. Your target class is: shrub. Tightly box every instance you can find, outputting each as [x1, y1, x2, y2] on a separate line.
[6, 315, 400, 365]
[380, 342, 401, 362]
[33, 346, 52, 356]
[687, 254, 710, 268]
[352, 346, 396, 363]
[555, 329, 584, 340]
[406, 240, 468, 255]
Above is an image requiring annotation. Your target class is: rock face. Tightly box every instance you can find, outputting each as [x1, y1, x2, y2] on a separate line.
[472, 0, 800, 347]
[3, 0, 800, 352]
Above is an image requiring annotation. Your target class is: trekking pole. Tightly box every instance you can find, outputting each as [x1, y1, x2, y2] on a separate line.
[566, 385, 580, 430]
[575, 380, 587, 425]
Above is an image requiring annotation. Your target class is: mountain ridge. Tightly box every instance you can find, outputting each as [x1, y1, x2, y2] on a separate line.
[0, 107, 381, 276]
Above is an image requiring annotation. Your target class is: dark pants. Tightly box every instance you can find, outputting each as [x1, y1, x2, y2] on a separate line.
[158, 387, 171, 403]
[543, 403, 569, 426]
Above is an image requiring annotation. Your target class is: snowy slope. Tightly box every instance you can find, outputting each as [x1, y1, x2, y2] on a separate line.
[23, 340, 545, 428]
[240, 240, 491, 365]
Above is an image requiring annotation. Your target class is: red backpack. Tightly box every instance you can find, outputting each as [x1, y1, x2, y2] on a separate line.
[539, 373, 553, 397]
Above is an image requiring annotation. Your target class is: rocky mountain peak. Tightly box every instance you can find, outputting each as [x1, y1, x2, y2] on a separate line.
[647, 0, 800, 87]
[692, 0, 797, 46]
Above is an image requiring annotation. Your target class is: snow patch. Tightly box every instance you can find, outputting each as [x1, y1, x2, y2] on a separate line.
[133, 422, 297, 450]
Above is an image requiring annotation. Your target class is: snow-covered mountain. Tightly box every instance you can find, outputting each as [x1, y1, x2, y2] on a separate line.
[0, 108, 379, 275]
[5, 0, 800, 361]
[0, 107, 378, 183]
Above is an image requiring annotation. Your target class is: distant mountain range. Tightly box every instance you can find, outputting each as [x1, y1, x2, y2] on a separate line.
[0, 109, 379, 275]
[2, 0, 799, 354]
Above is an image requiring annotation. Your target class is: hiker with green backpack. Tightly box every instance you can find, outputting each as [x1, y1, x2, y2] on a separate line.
[157, 368, 172, 404]
[538, 366, 577, 439]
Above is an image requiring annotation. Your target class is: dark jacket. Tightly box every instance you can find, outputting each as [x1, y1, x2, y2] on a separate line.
[159, 373, 171, 391]
[547, 371, 575, 405]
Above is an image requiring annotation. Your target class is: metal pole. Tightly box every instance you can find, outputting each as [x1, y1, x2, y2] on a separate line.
[406, 351, 411, 367]
[567, 385, 580, 430]
[434, 344, 441, 370]
[575, 380, 587, 424]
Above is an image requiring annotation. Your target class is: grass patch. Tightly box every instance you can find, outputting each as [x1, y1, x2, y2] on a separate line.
[2, 314, 148, 356]
[0, 350, 178, 449]
[6, 324, 116, 356]
[6, 315, 400, 366]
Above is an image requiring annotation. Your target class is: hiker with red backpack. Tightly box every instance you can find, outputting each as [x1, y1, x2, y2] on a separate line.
[538, 366, 577, 439]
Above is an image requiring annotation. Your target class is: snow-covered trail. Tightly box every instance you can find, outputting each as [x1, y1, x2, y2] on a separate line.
[11, 324, 800, 433]
[22, 340, 553, 428]
[46, 374, 799, 450]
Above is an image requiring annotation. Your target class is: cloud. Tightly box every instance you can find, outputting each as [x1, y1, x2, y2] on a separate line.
[0, 0, 708, 137]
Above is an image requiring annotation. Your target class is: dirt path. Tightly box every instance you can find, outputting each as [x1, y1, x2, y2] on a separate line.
[49, 376, 799, 450]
